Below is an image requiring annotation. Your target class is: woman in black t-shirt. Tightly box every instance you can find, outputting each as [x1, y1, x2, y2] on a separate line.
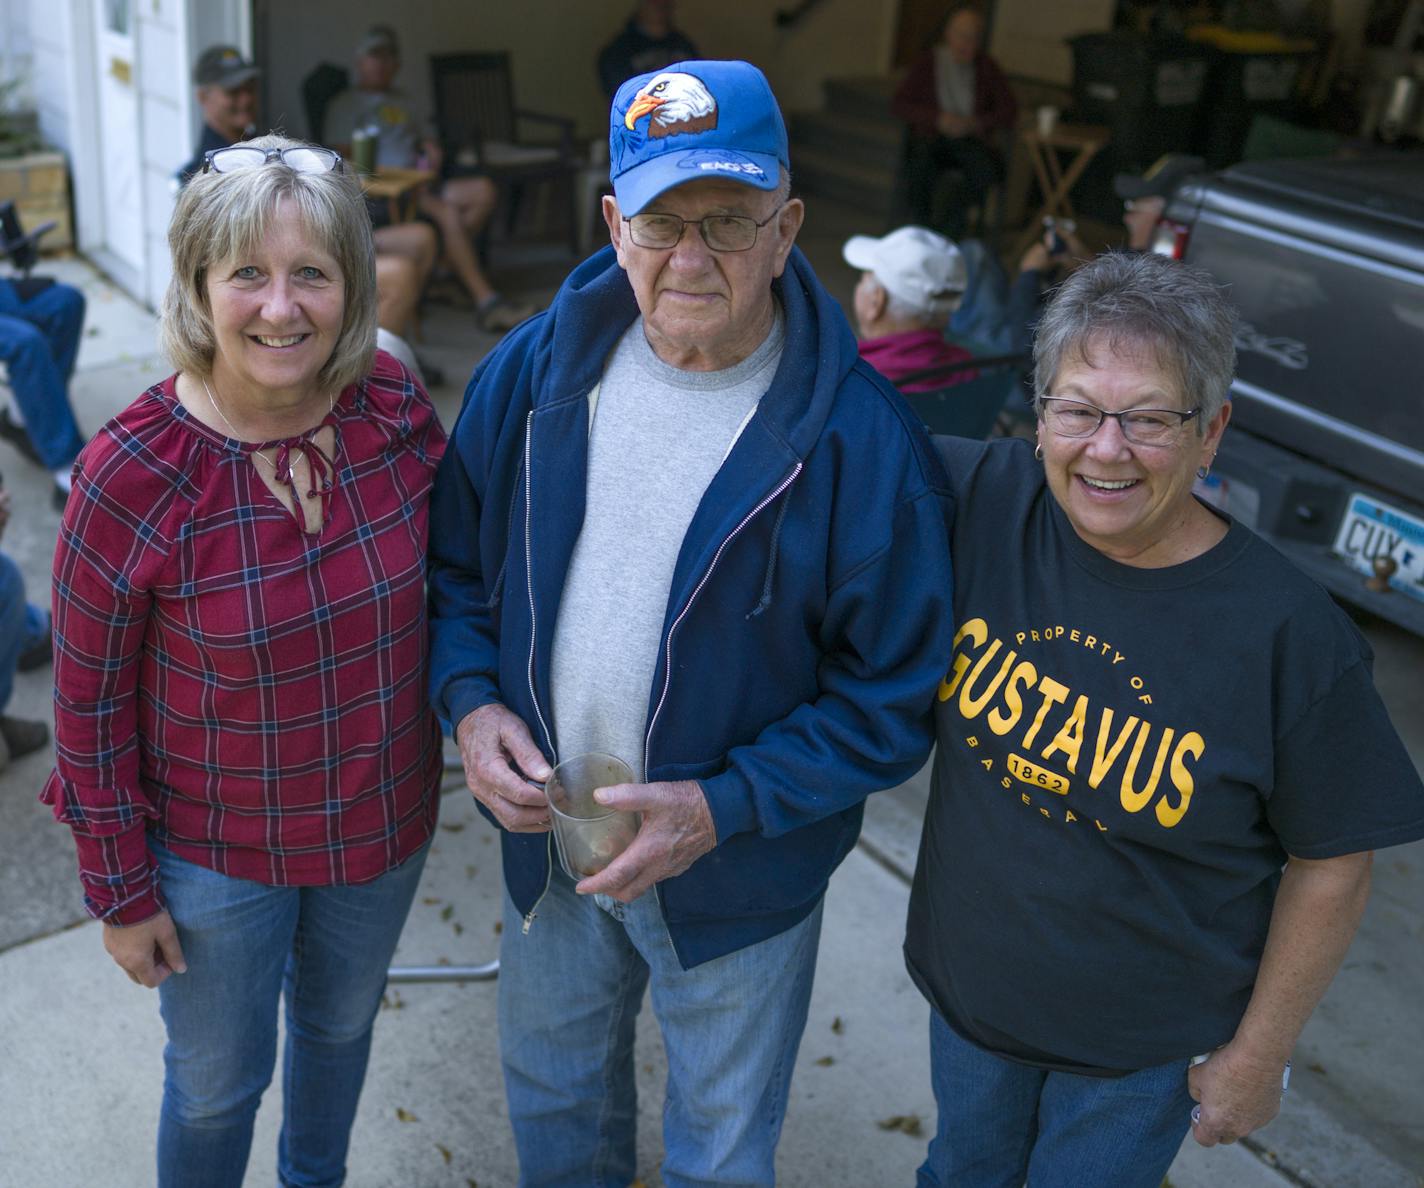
[906, 252, 1424, 1188]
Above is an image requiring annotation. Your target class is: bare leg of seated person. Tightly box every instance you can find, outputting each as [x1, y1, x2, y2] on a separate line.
[371, 225, 443, 386]
[375, 255, 421, 340]
[373, 222, 438, 294]
[440, 175, 498, 241]
[416, 185, 534, 334]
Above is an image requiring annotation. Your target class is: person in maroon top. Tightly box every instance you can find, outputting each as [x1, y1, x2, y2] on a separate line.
[843, 224, 977, 392]
[892, 2, 1018, 239]
[43, 135, 445, 1188]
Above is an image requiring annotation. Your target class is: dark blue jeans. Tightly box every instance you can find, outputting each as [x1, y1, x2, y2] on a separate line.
[918, 1010, 1194, 1188]
[0, 551, 47, 713]
[0, 278, 87, 469]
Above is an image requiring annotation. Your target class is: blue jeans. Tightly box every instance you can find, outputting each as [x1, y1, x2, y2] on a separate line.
[498, 870, 824, 1187]
[0, 278, 87, 469]
[918, 1010, 1193, 1188]
[0, 552, 47, 713]
[150, 837, 429, 1188]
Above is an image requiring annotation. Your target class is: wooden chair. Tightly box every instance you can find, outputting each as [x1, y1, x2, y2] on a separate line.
[302, 62, 351, 145]
[429, 52, 580, 252]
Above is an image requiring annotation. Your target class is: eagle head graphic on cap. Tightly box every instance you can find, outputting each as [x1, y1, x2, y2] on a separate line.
[623, 72, 718, 138]
[608, 60, 787, 214]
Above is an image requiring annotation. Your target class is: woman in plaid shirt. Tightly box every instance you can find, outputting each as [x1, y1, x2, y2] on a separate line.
[43, 136, 445, 1187]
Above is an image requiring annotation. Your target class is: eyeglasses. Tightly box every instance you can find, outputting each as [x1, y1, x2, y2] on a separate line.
[202, 146, 344, 175]
[623, 204, 787, 252]
[1040, 396, 1201, 447]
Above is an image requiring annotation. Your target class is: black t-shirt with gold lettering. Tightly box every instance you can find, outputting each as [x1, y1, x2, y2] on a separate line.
[905, 437, 1424, 1075]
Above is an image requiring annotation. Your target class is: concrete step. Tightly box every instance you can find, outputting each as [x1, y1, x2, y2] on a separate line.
[791, 144, 898, 222]
[790, 109, 904, 174]
[823, 74, 899, 121]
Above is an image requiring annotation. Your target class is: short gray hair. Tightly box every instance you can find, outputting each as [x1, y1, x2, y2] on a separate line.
[880, 278, 963, 324]
[774, 168, 793, 206]
[1032, 252, 1236, 430]
[160, 133, 377, 393]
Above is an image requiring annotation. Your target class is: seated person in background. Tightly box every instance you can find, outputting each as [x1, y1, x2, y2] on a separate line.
[0, 485, 51, 770]
[843, 225, 976, 392]
[1116, 153, 1205, 252]
[597, 0, 700, 99]
[949, 152, 1200, 359]
[0, 264, 87, 509]
[175, 46, 258, 186]
[177, 45, 438, 355]
[950, 219, 1088, 359]
[325, 25, 533, 334]
[891, 2, 1016, 240]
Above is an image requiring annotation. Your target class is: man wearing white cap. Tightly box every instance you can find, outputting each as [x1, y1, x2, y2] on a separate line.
[430, 59, 954, 1185]
[844, 225, 976, 392]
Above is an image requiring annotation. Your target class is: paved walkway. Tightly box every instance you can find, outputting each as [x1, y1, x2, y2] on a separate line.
[1, 250, 1419, 1187]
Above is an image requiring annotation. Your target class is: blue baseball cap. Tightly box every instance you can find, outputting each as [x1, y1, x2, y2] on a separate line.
[609, 59, 789, 215]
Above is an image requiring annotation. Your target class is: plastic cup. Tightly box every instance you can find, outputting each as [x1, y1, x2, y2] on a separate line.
[1036, 105, 1060, 137]
[352, 129, 376, 175]
[544, 753, 641, 879]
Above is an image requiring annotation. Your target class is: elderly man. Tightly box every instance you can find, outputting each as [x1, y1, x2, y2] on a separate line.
[843, 225, 975, 391]
[429, 59, 954, 1186]
[175, 46, 259, 185]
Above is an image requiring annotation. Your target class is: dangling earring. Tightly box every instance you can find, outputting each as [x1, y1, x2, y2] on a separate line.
[1034, 442, 1043, 462]
[1196, 465, 1211, 480]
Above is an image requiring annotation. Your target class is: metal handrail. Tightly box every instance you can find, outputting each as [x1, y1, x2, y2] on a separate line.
[387, 756, 501, 985]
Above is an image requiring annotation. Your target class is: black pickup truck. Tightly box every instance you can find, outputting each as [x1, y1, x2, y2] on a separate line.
[1158, 153, 1424, 637]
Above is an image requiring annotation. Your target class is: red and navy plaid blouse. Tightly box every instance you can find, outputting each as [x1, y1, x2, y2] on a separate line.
[43, 350, 446, 925]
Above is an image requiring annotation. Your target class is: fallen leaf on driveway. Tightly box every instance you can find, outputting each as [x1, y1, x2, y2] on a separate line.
[877, 1114, 923, 1136]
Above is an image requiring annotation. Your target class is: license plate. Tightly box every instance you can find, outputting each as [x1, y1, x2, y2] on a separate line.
[1331, 493, 1424, 605]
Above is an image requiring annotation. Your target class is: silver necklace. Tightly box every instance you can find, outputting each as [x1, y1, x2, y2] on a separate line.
[201, 377, 333, 470]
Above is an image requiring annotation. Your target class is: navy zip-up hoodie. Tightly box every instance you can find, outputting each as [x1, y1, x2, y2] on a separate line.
[429, 245, 955, 968]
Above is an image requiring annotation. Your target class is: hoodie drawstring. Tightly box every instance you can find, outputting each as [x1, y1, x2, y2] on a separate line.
[746, 491, 791, 619]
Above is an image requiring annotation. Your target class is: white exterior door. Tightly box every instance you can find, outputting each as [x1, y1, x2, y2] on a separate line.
[92, 0, 145, 281]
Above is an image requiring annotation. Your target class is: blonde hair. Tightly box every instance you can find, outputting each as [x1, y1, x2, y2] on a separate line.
[159, 133, 377, 393]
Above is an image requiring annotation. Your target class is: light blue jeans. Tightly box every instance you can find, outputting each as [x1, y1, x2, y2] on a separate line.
[150, 837, 429, 1188]
[917, 1010, 1194, 1188]
[498, 870, 824, 1188]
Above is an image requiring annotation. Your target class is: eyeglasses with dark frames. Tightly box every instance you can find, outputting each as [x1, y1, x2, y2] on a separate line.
[623, 203, 788, 253]
[202, 146, 344, 176]
[1040, 396, 1201, 447]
